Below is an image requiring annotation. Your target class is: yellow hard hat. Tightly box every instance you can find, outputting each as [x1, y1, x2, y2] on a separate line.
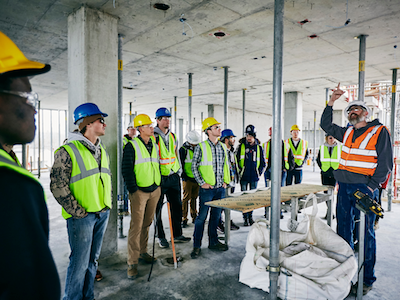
[0, 31, 50, 77]
[290, 124, 300, 131]
[134, 114, 153, 128]
[202, 117, 220, 131]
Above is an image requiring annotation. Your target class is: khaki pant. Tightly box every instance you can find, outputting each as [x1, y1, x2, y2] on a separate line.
[182, 180, 199, 222]
[127, 188, 161, 265]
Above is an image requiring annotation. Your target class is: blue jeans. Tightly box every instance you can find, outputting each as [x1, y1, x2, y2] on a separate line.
[286, 169, 302, 185]
[337, 182, 377, 286]
[64, 210, 110, 300]
[193, 187, 225, 248]
[264, 169, 287, 187]
[241, 181, 258, 218]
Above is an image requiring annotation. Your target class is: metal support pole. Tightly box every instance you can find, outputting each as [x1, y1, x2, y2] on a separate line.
[270, 0, 284, 298]
[188, 73, 193, 131]
[313, 110, 316, 172]
[201, 111, 204, 140]
[242, 88, 246, 134]
[179, 118, 184, 148]
[117, 34, 125, 238]
[38, 102, 41, 178]
[325, 88, 329, 106]
[174, 97, 177, 134]
[388, 68, 397, 212]
[223, 66, 229, 129]
[358, 35, 368, 102]
[65, 110, 68, 140]
[129, 102, 133, 124]
[22, 144, 26, 169]
[357, 212, 366, 300]
[50, 110, 53, 165]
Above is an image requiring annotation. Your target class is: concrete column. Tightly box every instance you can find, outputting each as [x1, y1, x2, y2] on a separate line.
[284, 92, 302, 140]
[332, 110, 344, 127]
[68, 6, 119, 257]
[208, 104, 214, 118]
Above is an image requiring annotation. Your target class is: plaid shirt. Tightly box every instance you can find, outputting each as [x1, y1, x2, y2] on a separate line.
[192, 138, 226, 188]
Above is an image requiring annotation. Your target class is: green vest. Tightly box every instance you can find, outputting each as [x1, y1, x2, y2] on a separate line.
[184, 147, 194, 178]
[123, 136, 130, 147]
[153, 133, 180, 176]
[263, 140, 290, 170]
[239, 143, 261, 171]
[0, 149, 46, 200]
[130, 137, 161, 187]
[320, 144, 341, 172]
[286, 138, 308, 166]
[198, 141, 230, 186]
[58, 141, 112, 219]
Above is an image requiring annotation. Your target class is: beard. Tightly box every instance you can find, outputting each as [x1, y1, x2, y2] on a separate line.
[348, 113, 366, 125]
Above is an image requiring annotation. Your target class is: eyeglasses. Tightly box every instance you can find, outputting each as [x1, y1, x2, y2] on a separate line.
[212, 125, 221, 130]
[160, 116, 171, 120]
[98, 118, 105, 124]
[348, 107, 362, 113]
[141, 124, 154, 128]
[0, 90, 39, 108]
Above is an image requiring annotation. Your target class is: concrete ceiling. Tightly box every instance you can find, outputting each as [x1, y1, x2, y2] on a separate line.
[1, 0, 399, 126]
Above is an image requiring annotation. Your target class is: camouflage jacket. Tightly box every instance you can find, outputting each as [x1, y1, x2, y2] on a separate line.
[50, 132, 110, 218]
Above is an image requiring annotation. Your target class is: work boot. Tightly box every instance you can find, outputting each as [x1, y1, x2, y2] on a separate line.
[191, 247, 201, 259]
[243, 217, 249, 227]
[95, 269, 103, 282]
[127, 264, 138, 279]
[217, 220, 225, 233]
[174, 235, 191, 243]
[182, 220, 188, 228]
[208, 241, 228, 251]
[139, 253, 157, 264]
[248, 216, 254, 226]
[158, 238, 169, 248]
[350, 283, 373, 295]
[230, 220, 239, 231]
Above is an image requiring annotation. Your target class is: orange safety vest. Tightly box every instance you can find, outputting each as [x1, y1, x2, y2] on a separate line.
[338, 125, 384, 176]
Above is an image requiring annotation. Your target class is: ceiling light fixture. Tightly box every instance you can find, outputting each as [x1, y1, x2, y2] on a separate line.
[153, 3, 170, 11]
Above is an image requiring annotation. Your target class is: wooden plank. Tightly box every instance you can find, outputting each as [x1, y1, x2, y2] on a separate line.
[206, 184, 329, 213]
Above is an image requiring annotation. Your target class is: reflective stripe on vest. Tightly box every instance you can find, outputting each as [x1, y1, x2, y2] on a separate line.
[286, 138, 308, 166]
[263, 140, 290, 170]
[154, 133, 180, 176]
[239, 143, 261, 171]
[184, 148, 194, 178]
[320, 144, 341, 172]
[198, 141, 230, 186]
[338, 125, 384, 176]
[0, 149, 46, 200]
[60, 141, 111, 219]
[130, 137, 161, 187]
[123, 136, 129, 147]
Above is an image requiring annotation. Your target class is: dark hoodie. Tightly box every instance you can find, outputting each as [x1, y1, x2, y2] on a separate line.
[320, 105, 392, 190]
[236, 137, 266, 182]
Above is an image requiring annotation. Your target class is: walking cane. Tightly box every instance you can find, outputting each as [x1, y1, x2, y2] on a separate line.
[167, 202, 178, 269]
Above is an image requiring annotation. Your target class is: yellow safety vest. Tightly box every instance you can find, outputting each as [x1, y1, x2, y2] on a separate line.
[153, 133, 180, 176]
[184, 148, 194, 178]
[123, 136, 130, 147]
[262, 140, 289, 170]
[130, 137, 161, 187]
[239, 143, 261, 171]
[58, 141, 112, 219]
[0, 149, 46, 200]
[198, 141, 230, 186]
[286, 138, 308, 166]
[320, 144, 341, 172]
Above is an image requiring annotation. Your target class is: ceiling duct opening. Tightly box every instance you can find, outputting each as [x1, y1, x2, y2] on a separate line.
[153, 3, 170, 11]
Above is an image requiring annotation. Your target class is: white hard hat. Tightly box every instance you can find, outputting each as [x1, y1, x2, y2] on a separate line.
[186, 130, 201, 144]
[344, 100, 371, 119]
[127, 122, 134, 129]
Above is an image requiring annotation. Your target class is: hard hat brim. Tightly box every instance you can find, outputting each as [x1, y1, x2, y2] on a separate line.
[0, 63, 51, 78]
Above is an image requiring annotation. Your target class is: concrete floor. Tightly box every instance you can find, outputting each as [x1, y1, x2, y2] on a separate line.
[42, 165, 400, 300]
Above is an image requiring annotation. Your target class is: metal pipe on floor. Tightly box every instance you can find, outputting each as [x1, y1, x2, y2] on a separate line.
[117, 34, 125, 238]
[270, 0, 284, 298]
[223, 66, 228, 129]
[388, 68, 397, 212]
[242, 88, 246, 134]
[188, 73, 193, 131]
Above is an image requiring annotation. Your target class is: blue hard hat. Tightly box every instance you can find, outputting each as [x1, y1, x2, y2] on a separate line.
[73, 103, 108, 124]
[221, 129, 236, 139]
[155, 107, 171, 118]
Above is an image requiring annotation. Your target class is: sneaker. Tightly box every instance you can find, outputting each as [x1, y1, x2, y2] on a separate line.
[158, 238, 169, 248]
[191, 247, 201, 259]
[217, 221, 225, 233]
[230, 221, 239, 231]
[350, 283, 373, 295]
[208, 241, 228, 251]
[174, 235, 191, 243]
[95, 269, 103, 282]
[182, 220, 188, 228]
[139, 253, 157, 264]
[127, 264, 138, 279]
